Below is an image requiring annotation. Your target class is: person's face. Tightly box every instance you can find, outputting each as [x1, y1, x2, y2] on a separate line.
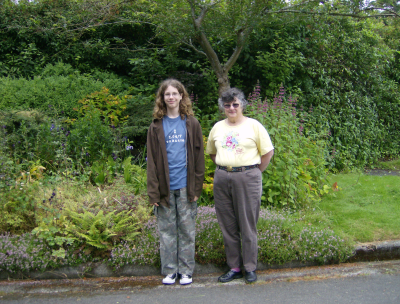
[223, 97, 243, 119]
[164, 85, 182, 111]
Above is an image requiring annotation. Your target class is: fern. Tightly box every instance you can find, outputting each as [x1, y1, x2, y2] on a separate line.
[65, 209, 140, 251]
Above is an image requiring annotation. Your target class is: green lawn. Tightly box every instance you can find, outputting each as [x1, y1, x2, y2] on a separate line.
[376, 158, 400, 170]
[317, 173, 400, 242]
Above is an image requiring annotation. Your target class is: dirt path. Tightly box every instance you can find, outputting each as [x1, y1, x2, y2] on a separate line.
[365, 169, 400, 176]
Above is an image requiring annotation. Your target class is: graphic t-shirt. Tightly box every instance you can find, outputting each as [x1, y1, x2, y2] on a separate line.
[206, 118, 274, 167]
[162, 115, 187, 190]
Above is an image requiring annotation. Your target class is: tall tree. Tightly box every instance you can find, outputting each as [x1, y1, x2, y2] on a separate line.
[1, 0, 398, 93]
[134, 0, 398, 94]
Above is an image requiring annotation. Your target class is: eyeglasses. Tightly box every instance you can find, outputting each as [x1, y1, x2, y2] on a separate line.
[164, 92, 180, 97]
[223, 103, 240, 109]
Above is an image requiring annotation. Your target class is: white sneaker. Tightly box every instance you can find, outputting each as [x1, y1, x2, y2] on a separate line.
[162, 273, 177, 285]
[180, 274, 192, 285]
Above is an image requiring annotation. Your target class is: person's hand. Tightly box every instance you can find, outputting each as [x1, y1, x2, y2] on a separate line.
[193, 196, 198, 202]
[154, 202, 159, 206]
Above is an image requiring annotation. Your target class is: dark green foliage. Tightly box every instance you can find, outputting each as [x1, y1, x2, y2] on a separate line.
[299, 18, 400, 169]
[0, 0, 152, 78]
[0, 63, 130, 118]
[122, 84, 156, 144]
[254, 17, 400, 169]
[0, 186, 37, 234]
[247, 85, 329, 208]
[0, 0, 399, 171]
[67, 109, 114, 164]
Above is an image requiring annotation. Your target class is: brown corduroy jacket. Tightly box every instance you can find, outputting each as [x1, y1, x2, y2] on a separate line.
[146, 115, 205, 207]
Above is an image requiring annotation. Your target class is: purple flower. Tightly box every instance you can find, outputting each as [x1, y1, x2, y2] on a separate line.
[126, 145, 133, 150]
[50, 124, 55, 131]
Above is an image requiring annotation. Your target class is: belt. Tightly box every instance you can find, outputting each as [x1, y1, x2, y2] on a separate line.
[217, 164, 259, 172]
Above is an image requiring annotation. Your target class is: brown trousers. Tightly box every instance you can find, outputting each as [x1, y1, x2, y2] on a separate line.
[214, 167, 262, 272]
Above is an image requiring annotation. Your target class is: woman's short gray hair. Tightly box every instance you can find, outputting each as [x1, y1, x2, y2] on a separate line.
[218, 87, 248, 110]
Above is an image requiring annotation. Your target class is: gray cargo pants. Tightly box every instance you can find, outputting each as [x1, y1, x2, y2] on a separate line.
[155, 187, 197, 275]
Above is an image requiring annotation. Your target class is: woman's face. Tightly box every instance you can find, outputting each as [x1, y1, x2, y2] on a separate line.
[223, 97, 243, 120]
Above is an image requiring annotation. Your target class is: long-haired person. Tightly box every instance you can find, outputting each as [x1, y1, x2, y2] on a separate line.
[146, 79, 205, 285]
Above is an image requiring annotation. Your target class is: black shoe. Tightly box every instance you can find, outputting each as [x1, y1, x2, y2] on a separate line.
[245, 271, 257, 283]
[218, 270, 243, 283]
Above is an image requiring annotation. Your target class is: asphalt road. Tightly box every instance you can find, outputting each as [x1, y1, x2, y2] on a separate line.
[1, 260, 400, 304]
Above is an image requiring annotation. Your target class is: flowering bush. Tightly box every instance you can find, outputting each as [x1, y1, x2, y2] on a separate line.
[110, 217, 160, 270]
[0, 233, 53, 273]
[296, 228, 353, 264]
[195, 206, 225, 265]
[0, 233, 93, 273]
[257, 209, 353, 265]
[247, 83, 330, 208]
[108, 207, 353, 269]
[257, 209, 297, 265]
[0, 207, 353, 273]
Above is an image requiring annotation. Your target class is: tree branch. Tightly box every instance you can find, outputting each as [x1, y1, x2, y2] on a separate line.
[187, 1, 224, 75]
[224, 28, 250, 73]
[269, 9, 398, 18]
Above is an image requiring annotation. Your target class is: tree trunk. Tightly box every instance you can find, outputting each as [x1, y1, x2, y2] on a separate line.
[217, 73, 231, 96]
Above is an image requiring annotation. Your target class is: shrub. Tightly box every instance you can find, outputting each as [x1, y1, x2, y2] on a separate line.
[110, 218, 160, 269]
[199, 136, 216, 206]
[257, 208, 353, 265]
[67, 109, 114, 164]
[1, 206, 354, 273]
[0, 233, 55, 273]
[0, 63, 129, 118]
[247, 84, 330, 208]
[0, 233, 94, 273]
[0, 186, 38, 234]
[122, 84, 156, 145]
[75, 87, 129, 127]
[195, 206, 226, 265]
[254, 18, 400, 169]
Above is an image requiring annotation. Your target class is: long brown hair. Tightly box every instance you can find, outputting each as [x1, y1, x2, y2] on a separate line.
[153, 79, 194, 119]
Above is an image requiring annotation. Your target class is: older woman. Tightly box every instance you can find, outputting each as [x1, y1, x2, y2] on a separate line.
[206, 87, 274, 283]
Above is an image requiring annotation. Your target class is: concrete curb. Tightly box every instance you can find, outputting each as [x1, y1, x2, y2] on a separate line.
[349, 240, 400, 262]
[1, 240, 400, 281]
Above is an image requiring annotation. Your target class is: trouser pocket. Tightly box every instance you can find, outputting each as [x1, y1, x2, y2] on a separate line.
[191, 200, 198, 218]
